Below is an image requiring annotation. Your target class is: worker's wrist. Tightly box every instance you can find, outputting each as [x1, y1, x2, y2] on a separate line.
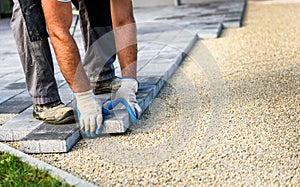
[119, 78, 138, 93]
[74, 89, 94, 100]
[121, 76, 136, 80]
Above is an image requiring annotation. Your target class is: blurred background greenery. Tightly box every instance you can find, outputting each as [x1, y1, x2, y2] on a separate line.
[0, 0, 13, 18]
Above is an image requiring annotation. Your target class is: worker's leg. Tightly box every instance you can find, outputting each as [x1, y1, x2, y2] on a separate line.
[41, 0, 90, 93]
[10, 0, 60, 104]
[76, 0, 116, 85]
[11, 0, 75, 124]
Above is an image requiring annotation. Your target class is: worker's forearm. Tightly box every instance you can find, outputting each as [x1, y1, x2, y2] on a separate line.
[41, 0, 91, 93]
[111, 0, 137, 78]
[117, 45, 137, 78]
[51, 36, 91, 93]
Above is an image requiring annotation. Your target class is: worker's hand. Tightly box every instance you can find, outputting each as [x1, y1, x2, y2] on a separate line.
[115, 78, 142, 119]
[74, 90, 102, 138]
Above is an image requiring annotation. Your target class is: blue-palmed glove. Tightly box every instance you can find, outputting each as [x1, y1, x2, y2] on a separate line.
[110, 78, 142, 122]
[74, 90, 102, 137]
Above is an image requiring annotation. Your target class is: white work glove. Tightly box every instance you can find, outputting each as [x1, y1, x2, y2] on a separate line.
[115, 78, 142, 119]
[74, 90, 102, 137]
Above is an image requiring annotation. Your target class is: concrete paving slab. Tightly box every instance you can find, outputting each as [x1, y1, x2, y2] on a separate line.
[20, 109, 130, 153]
[0, 89, 24, 104]
[19, 92, 127, 153]
[136, 85, 156, 111]
[0, 73, 25, 88]
[4, 82, 26, 90]
[20, 124, 80, 153]
[138, 76, 165, 97]
[197, 23, 223, 39]
[0, 91, 32, 113]
[0, 107, 42, 141]
[223, 18, 242, 28]
[137, 58, 152, 72]
[101, 110, 130, 134]
[0, 83, 74, 142]
[146, 0, 247, 38]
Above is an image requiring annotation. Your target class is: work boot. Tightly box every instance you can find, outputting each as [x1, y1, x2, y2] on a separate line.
[91, 76, 121, 95]
[33, 100, 75, 124]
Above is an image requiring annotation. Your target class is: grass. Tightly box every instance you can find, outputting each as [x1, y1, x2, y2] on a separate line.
[0, 151, 72, 187]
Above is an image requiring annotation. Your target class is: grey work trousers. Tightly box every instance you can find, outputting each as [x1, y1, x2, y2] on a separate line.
[10, 0, 116, 105]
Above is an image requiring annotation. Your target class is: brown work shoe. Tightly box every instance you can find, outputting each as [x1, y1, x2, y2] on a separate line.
[33, 100, 75, 124]
[91, 76, 121, 95]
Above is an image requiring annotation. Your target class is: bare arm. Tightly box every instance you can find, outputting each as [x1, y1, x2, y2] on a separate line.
[110, 0, 137, 78]
[41, 0, 91, 93]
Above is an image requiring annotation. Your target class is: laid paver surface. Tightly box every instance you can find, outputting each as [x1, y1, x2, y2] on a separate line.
[0, 0, 246, 153]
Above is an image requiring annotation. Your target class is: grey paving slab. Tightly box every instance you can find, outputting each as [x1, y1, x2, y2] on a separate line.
[0, 89, 24, 104]
[21, 124, 80, 153]
[4, 82, 26, 90]
[0, 84, 73, 142]
[58, 83, 75, 105]
[0, 94, 12, 104]
[137, 33, 160, 42]
[140, 0, 247, 39]
[0, 106, 42, 141]
[133, 0, 178, 7]
[0, 73, 25, 88]
[20, 109, 130, 153]
[19, 92, 126, 153]
[22, 124, 78, 141]
[223, 18, 242, 28]
[139, 60, 177, 77]
[101, 110, 130, 134]
[197, 22, 223, 39]
[138, 76, 165, 98]
[0, 91, 32, 113]
[136, 85, 156, 112]
[0, 85, 74, 141]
